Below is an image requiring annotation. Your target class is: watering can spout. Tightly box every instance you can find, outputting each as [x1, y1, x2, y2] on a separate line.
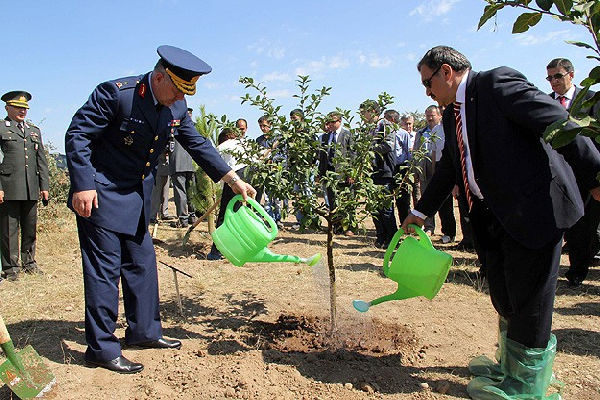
[248, 248, 322, 266]
[249, 248, 300, 264]
[369, 285, 416, 306]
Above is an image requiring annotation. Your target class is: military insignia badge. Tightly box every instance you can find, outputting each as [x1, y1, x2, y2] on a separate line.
[4, 121, 9, 127]
[139, 83, 146, 98]
[169, 119, 181, 127]
[30, 132, 39, 138]
[124, 135, 134, 146]
[115, 82, 123, 89]
[34, 143, 39, 151]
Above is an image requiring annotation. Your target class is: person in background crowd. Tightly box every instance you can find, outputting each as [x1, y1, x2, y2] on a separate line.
[149, 149, 172, 223]
[255, 116, 284, 229]
[360, 100, 397, 247]
[318, 111, 354, 236]
[547, 57, 600, 287]
[0, 91, 49, 282]
[207, 127, 248, 260]
[388, 110, 412, 224]
[169, 107, 198, 228]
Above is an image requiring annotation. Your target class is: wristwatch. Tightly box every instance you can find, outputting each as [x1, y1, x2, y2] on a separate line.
[228, 175, 240, 186]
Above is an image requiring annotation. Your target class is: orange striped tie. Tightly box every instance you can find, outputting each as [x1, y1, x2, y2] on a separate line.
[454, 102, 473, 211]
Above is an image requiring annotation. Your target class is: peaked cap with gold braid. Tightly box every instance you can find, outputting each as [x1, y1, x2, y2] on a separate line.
[157, 45, 212, 96]
[1, 91, 32, 109]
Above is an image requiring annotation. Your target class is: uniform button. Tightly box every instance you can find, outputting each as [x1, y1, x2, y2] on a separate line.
[150, 149, 154, 153]
[131, 131, 135, 134]
[24, 147, 27, 150]
[142, 174, 145, 179]
[25, 155, 28, 159]
[146, 162, 150, 167]
[154, 136, 158, 141]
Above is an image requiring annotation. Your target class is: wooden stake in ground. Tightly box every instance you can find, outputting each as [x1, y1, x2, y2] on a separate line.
[182, 199, 220, 246]
[158, 261, 193, 315]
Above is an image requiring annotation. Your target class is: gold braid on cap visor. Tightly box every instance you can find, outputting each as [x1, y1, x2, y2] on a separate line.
[165, 68, 199, 95]
[6, 98, 29, 109]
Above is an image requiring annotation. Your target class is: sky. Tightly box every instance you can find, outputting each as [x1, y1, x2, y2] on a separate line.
[2, 0, 597, 153]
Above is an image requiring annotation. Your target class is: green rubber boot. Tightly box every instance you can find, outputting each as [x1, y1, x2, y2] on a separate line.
[467, 334, 562, 399]
[468, 317, 507, 381]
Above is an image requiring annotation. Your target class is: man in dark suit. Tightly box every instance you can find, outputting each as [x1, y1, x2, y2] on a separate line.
[0, 91, 49, 281]
[402, 46, 600, 398]
[65, 46, 255, 374]
[547, 57, 600, 287]
[318, 111, 354, 235]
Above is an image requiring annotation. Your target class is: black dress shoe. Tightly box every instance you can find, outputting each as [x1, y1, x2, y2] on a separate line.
[85, 355, 144, 374]
[133, 337, 182, 349]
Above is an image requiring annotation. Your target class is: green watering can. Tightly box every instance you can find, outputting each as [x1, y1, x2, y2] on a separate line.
[353, 224, 453, 312]
[211, 195, 321, 267]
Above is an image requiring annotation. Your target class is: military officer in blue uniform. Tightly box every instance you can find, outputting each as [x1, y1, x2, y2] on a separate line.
[0, 91, 49, 281]
[65, 45, 255, 374]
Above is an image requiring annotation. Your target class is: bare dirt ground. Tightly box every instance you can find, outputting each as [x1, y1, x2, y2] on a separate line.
[0, 204, 599, 399]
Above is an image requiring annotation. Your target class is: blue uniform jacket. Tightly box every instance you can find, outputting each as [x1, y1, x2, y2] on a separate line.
[65, 73, 231, 235]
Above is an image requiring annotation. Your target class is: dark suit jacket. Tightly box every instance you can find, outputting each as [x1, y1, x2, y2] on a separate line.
[318, 128, 351, 177]
[416, 67, 600, 249]
[550, 86, 599, 118]
[65, 73, 230, 235]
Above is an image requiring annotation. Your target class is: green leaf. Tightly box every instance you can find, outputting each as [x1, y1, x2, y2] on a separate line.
[581, 66, 600, 87]
[512, 12, 543, 33]
[478, 3, 504, 29]
[543, 118, 569, 142]
[551, 127, 582, 148]
[536, 0, 553, 11]
[553, 0, 573, 15]
[568, 86, 590, 116]
[565, 40, 596, 50]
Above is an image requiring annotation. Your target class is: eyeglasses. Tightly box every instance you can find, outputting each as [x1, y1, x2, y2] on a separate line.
[546, 72, 569, 82]
[422, 65, 442, 88]
[326, 119, 340, 124]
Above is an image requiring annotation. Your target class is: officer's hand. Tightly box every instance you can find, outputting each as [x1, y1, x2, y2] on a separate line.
[73, 190, 98, 217]
[401, 213, 425, 234]
[40, 191, 49, 200]
[591, 186, 600, 202]
[0, 190, 3, 204]
[231, 180, 256, 202]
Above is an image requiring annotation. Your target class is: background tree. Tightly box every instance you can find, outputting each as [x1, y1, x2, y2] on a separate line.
[479, 0, 600, 156]
[188, 105, 222, 233]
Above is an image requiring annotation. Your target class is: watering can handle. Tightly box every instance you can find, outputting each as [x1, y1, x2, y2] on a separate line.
[383, 224, 433, 272]
[227, 194, 278, 240]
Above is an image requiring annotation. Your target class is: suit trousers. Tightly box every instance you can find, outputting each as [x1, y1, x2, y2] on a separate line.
[372, 180, 397, 244]
[0, 200, 38, 274]
[563, 195, 600, 280]
[438, 195, 456, 237]
[470, 200, 561, 348]
[76, 216, 162, 362]
[171, 171, 195, 219]
[393, 167, 411, 224]
[150, 174, 170, 219]
[456, 192, 475, 246]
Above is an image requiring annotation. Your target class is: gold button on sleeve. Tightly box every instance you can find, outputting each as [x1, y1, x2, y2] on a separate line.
[146, 162, 150, 166]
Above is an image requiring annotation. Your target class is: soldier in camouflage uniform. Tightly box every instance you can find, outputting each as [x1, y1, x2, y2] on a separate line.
[0, 91, 49, 281]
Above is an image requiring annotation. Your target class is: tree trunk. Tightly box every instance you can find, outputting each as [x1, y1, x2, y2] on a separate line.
[326, 214, 336, 333]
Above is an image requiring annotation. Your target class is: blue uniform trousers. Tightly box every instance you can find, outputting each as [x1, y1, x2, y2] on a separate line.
[77, 216, 162, 362]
